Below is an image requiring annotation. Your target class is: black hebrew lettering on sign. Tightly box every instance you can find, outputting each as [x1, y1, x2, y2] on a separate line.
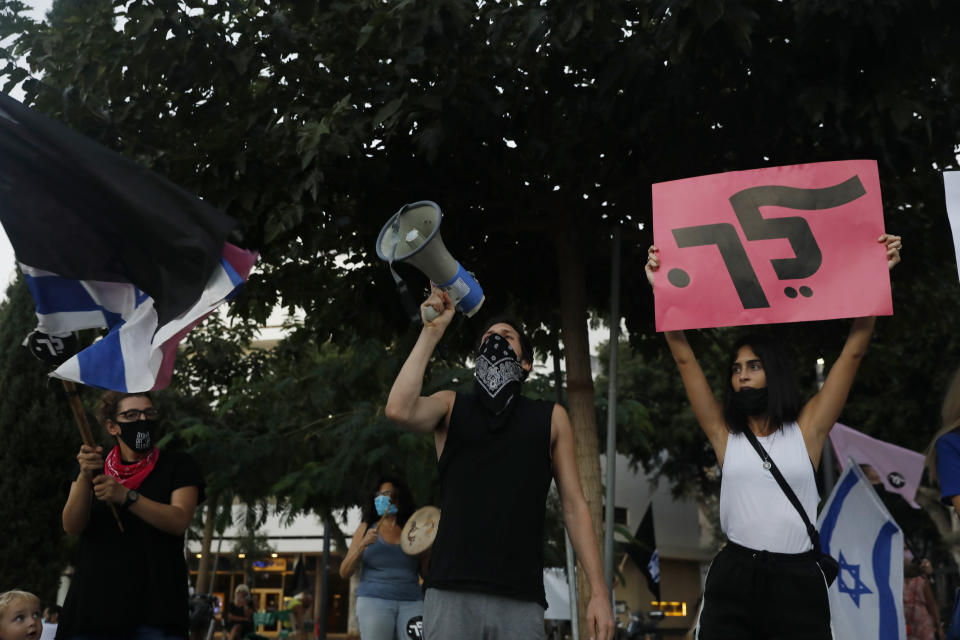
[670, 175, 867, 310]
[671, 223, 770, 309]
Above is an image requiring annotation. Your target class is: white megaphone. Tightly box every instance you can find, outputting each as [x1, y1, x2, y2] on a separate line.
[376, 200, 485, 322]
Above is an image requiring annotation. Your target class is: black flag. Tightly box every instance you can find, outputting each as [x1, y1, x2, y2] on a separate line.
[287, 554, 310, 596]
[0, 93, 236, 327]
[626, 503, 660, 600]
[0, 93, 256, 391]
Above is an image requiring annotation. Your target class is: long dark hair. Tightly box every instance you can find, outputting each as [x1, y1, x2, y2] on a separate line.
[722, 334, 800, 434]
[361, 475, 416, 527]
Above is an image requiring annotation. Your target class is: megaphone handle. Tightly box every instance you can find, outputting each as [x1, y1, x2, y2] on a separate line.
[423, 305, 440, 322]
[387, 234, 423, 325]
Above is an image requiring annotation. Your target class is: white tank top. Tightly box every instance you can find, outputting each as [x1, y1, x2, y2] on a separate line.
[719, 422, 818, 554]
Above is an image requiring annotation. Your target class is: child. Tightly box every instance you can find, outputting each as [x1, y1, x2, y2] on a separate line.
[0, 591, 42, 640]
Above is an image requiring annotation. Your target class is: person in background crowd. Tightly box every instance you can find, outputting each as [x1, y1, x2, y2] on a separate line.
[340, 476, 424, 640]
[905, 560, 942, 640]
[226, 585, 253, 640]
[287, 593, 312, 640]
[929, 368, 960, 512]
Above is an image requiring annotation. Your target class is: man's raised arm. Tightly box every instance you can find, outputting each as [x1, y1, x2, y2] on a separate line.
[385, 287, 456, 434]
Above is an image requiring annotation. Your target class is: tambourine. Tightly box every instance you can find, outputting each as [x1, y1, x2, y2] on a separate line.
[400, 505, 440, 555]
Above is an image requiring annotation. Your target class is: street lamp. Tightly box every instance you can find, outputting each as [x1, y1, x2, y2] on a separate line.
[816, 357, 836, 493]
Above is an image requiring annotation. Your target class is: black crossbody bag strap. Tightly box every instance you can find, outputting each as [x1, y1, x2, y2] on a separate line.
[741, 428, 822, 552]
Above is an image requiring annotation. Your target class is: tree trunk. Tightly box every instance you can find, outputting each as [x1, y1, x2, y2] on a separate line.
[195, 501, 217, 594]
[555, 224, 604, 640]
[347, 572, 360, 639]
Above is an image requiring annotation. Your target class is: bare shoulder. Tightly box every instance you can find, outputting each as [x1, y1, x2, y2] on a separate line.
[431, 390, 459, 459]
[550, 403, 572, 444]
[431, 390, 457, 428]
[431, 389, 457, 407]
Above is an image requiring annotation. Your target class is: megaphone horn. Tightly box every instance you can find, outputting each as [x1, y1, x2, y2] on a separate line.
[376, 201, 485, 321]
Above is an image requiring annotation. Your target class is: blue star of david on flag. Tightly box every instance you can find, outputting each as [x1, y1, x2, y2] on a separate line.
[817, 459, 906, 639]
[836, 550, 872, 607]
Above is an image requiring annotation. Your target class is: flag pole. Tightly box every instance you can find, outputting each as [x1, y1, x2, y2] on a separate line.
[816, 357, 837, 495]
[603, 227, 621, 596]
[61, 380, 124, 532]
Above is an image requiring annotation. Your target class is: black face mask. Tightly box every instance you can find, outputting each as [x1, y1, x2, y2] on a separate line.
[474, 333, 524, 416]
[732, 387, 768, 416]
[116, 419, 158, 452]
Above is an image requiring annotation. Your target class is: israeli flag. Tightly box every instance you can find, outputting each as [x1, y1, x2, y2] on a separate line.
[817, 460, 905, 639]
[19, 243, 256, 392]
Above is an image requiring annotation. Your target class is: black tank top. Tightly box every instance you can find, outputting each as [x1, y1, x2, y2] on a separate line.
[424, 392, 554, 607]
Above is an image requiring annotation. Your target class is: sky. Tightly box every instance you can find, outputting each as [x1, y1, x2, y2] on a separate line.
[0, 0, 53, 300]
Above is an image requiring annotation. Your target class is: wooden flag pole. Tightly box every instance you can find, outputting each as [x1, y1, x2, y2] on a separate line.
[61, 380, 124, 532]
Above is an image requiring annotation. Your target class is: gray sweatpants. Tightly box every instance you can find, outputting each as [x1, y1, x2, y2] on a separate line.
[424, 588, 546, 640]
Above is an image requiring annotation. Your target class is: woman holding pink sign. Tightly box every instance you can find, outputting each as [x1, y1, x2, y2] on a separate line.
[645, 233, 900, 639]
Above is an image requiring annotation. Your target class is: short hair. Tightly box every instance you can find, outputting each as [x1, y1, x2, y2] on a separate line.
[476, 315, 533, 365]
[721, 333, 800, 435]
[0, 590, 40, 619]
[234, 584, 250, 599]
[95, 391, 153, 427]
[361, 475, 416, 528]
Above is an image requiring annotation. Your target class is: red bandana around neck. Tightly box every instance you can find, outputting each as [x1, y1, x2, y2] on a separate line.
[104, 445, 159, 490]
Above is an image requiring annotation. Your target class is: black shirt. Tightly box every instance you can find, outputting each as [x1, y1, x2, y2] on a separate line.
[57, 450, 205, 639]
[425, 393, 554, 607]
[227, 604, 253, 636]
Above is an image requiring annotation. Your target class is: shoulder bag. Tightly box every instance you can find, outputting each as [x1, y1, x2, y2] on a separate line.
[741, 428, 840, 586]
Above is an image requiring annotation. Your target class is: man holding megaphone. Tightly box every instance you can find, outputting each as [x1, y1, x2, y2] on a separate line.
[385, 289, 615, 640]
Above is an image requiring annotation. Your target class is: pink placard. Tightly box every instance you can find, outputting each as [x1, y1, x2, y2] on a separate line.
[653, 160, 892, 331]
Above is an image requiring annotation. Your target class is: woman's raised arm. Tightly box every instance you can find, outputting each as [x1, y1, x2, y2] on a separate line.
[647, 246, 728, 463]
[798, 233, 901, 463]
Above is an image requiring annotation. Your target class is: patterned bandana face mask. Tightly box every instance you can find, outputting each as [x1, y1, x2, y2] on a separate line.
[474, 332, 524, 415]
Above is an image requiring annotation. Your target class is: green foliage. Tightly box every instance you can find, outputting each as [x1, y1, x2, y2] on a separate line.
[596, 335, 722, 498]
[0, 277, 76, 602]
[2, 0, 960, 587]
[3, 0, 956, 372]
[162, 327, 468, 521]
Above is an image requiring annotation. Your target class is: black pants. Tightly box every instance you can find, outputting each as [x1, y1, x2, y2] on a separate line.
[696, 542, 832, 640]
